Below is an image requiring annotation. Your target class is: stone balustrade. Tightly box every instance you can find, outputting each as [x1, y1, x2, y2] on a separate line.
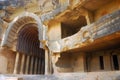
[47, 10, 120, 53]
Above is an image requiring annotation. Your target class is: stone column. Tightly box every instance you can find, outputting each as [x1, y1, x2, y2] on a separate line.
[20, 54, 25, 74]
[49, 51, 52, 74]
[73, 53, 86, 72]
[13, 52, 20, 74]
[25, 55, 30, 74]
[41, 57, 45, 74]
[32, 57, 35, 74]
[45, 49, 49, 74]
[30, 56, 34, 74]
[40, 40, 49, 74]
[34, 57, 38, 74]
[36, 57, 39, 74]
[40, 57, 42, 74]
[104, 54, 111, 71]
[38, 58, 41, 74]
[118, 54, 120, 70]
[85, 10, 94, 25]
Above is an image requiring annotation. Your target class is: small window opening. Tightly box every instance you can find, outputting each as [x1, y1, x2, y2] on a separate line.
[61, 16, 87, 38]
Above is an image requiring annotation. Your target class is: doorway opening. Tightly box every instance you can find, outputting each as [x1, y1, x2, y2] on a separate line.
[16, 23, 45, 74]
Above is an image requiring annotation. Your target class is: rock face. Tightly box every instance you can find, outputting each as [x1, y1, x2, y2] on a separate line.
[0, 0, 120, 78]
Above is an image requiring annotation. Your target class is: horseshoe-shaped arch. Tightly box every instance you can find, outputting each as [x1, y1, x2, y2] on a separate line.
[1, 12, 45, 50]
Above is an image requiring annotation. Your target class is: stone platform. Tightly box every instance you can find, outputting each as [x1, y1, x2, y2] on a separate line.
[0, 71, 120, 80]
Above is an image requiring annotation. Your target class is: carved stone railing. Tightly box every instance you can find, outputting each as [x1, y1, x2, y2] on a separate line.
[47, 10, 120, 53]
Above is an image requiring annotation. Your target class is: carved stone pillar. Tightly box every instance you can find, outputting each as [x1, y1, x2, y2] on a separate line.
[20, 54, 25, 74]
[85, 10, 94, 25]
[38, 58, 41, 74]
[45, 49, 49, 74]
[25, 55, 30, 74]
[40, 40, 49, 74]
[30, 56, 34, 74]
[41, 56, 45, 74]
[36, 57, 39, 74]
[34, 57, 37, 74]
[13, 52, 20, 74]
[49, 51, 53, 74]
[46, 49, 52, 74]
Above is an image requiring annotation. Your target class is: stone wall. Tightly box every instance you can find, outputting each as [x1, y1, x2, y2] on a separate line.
[47, 20, 61, 41]
[55, 48, 120, 73]
[88, 48, 120, 72]
[56, 53, 73, 72]
[0, 48, 16, 74]
[56, 52, 85, 73]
